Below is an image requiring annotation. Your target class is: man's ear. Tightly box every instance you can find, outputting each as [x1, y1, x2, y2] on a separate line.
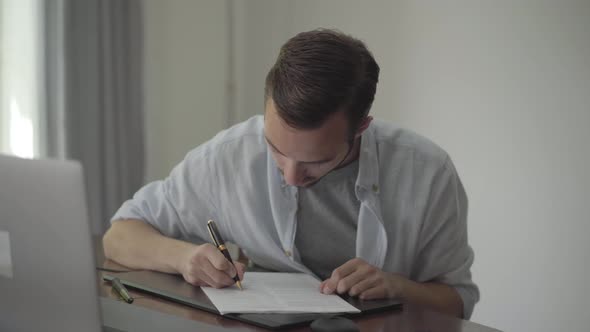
[354, 116, 373, 138]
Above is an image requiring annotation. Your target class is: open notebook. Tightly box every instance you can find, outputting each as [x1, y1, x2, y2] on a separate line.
[104, 270, 402, 330]
[201, 272, 360, 314]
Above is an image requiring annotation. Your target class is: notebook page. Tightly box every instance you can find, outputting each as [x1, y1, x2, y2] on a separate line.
[201, 272, 361, 315]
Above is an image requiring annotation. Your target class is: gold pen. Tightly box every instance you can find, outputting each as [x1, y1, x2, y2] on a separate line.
[206, 220, 243, 290]
[111, 277, 134, 303]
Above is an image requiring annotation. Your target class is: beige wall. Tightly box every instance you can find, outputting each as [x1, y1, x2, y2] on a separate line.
[143, 0, 229, 181]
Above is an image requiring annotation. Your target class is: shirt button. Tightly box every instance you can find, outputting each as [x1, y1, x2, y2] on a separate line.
[372, 184, 379, 193]
[284, 250, 292, 257]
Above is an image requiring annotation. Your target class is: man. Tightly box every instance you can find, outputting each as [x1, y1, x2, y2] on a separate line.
[104, 29, 479, 319]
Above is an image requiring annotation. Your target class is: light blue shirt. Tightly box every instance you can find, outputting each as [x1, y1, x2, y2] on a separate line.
[111, 115, 479, 318]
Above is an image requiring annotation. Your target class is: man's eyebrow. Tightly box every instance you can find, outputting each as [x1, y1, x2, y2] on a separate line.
[264, 136, 334, 164]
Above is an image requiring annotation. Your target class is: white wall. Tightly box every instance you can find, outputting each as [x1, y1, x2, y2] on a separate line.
[143, 1, 590, 331]
[143, 0, 229, 181]
[232, 1, 590, 332]
[379, 3, 590, 331]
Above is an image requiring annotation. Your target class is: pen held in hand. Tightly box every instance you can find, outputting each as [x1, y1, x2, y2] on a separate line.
[207, 220, 243, 290]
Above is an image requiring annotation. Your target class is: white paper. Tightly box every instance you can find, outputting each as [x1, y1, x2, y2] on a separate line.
[201, 272, 361, 315]
[0, 230, 14, 279]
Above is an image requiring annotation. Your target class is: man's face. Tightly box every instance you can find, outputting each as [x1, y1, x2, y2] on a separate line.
[264, 99, 352, 187]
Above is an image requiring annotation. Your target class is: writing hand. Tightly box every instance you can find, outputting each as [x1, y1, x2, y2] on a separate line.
[179, 243, 245, 288]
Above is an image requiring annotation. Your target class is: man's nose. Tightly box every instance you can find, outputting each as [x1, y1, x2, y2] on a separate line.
[283, 162, 305, 186]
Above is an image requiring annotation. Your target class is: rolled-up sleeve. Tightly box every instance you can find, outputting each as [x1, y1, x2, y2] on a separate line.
[110, 148, 220, 244]
[413, 156, 480, 319]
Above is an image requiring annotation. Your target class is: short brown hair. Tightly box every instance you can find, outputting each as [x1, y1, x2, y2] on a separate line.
[265, 29, 379, 135]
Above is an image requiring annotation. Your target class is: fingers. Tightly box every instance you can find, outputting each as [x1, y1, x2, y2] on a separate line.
[206, 246, 236, 277]
[319, 279, 328, 292]
[348, 274, 378, 297]
[234, 261, 246, 281]
[183, 267, 215, 287]
[358, 285, 387, 300]
[322, 258, 370, 295]
[355, 273, 404, 300]
[183, 244, 242, 288]
[201, 258, 236, 288]
[182, 247, 216, 286]
[336, 263, 376, 294]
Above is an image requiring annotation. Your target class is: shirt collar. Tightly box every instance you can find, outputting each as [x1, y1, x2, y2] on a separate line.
[356, 123, 380, 196]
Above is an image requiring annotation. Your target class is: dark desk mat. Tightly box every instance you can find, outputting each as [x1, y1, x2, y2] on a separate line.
[104, 270, 402, 330]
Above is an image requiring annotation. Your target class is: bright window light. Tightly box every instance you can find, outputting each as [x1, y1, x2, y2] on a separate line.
[9, 98, 34, 158]
[0, 0, 42, 158]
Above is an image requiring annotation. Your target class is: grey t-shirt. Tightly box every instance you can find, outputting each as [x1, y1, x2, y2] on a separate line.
[295, 160, 361, 280]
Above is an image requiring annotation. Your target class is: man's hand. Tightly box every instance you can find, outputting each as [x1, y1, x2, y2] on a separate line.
[178, 243, 245, 288]
[319, 258, 464, 318]
[319, 258, 407, 300]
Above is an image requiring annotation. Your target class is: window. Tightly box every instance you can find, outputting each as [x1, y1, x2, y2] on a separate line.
[0, 0, 43, 158]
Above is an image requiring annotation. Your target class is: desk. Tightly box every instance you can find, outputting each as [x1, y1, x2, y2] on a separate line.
[94, 238, 500, 332]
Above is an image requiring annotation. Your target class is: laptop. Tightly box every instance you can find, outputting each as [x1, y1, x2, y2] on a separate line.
[0, 154, 134, 332]
[0, 154, 230, 332]
[0, 154, 107, 331]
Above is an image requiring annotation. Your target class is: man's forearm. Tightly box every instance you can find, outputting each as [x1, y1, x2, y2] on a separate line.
[398, 278, 464, 318]
[103, 219, 195, 273]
